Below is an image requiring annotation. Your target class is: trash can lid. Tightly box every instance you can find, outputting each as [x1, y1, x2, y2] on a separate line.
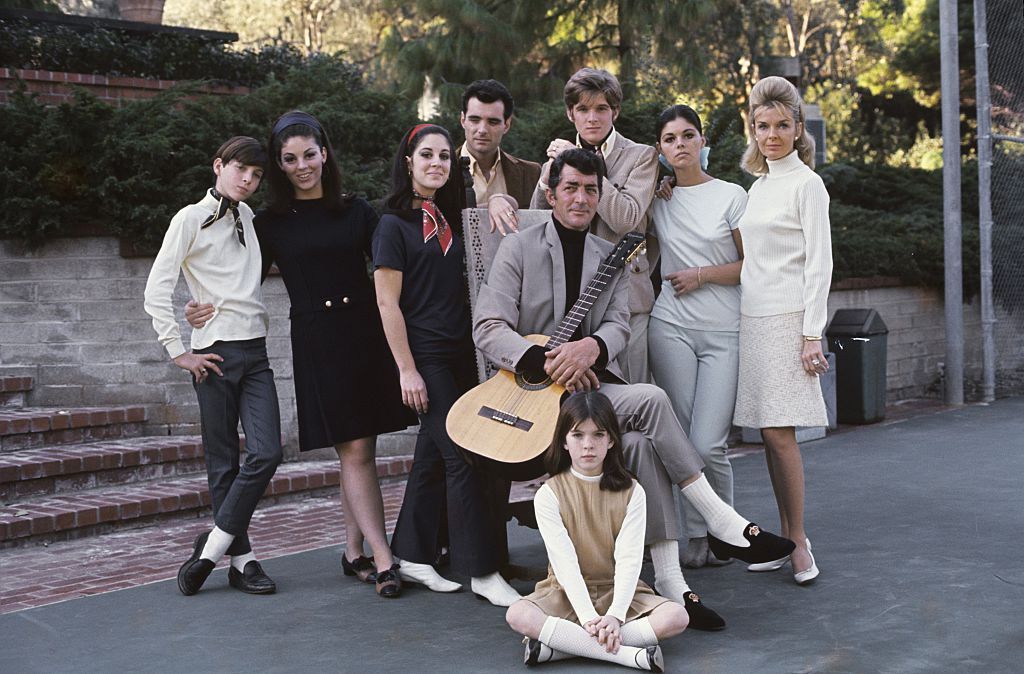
[826, 308, 888, 336]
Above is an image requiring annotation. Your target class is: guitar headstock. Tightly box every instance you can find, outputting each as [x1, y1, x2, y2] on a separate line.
[602, 232, 646, 270]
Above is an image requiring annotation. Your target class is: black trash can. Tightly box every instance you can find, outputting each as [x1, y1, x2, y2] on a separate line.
[825, 309, 888, 424]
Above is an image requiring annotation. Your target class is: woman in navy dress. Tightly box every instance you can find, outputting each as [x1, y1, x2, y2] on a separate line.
[192, 111, 413, 597]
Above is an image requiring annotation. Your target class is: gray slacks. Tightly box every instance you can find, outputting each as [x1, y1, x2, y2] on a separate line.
[648, 317, 738, 538]
[600, 381, 705, 545]
[193, 338, 282, 553]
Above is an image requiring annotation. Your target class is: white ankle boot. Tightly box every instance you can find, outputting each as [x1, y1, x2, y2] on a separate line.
[470, 571, 521, 607]
[397, 560, 461, 592]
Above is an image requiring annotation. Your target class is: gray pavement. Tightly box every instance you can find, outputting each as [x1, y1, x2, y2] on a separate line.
[2, 397, 1022, 673]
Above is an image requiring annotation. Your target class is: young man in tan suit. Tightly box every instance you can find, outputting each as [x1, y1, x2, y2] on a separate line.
[530, 68, 659, 384]
[459, 79, 542, 235]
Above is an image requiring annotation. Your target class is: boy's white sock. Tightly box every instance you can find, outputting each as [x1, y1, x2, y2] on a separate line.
[200, 526, 235, 563]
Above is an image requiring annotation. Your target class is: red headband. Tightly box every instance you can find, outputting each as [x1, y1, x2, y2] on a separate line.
[407, 123, 433, 145]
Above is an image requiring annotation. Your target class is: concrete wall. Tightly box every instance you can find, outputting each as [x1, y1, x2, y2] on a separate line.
[2, 236, 1021, 456]
[827, 285, 1024, 399]
[0, 236, 415, 459]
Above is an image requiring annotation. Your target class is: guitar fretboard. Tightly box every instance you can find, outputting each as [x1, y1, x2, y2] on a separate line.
[546, 263, 616, 348]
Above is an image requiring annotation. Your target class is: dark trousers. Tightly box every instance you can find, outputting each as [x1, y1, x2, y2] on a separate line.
[193, 338, 283, 555]
[390, 353, 504, 577]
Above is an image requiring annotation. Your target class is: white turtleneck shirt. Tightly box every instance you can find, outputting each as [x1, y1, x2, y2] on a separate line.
[737, 150, 833, 336]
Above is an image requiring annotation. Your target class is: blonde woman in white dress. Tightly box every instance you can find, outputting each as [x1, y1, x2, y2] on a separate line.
[733, 76, 832, 585]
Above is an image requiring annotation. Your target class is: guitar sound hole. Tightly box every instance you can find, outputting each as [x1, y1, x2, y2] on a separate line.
[515, 371, 552, 390]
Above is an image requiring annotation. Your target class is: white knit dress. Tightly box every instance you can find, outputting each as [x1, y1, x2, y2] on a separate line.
[733, 151, 832, 428]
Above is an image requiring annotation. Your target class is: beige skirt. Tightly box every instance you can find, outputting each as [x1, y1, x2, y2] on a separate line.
[525, 573, 668, 625]
[733, 311, 828, 428]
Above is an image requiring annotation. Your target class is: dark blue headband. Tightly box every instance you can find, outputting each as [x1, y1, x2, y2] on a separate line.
[271, 111, 324, 139]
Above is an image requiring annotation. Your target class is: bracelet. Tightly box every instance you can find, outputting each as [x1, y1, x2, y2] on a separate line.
[697, 266, 704, 288]
[804, 336, 822, 342]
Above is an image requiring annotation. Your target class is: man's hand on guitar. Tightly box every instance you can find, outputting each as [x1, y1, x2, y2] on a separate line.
[544, 338, 601, 392]
[400, 368, 429, 415]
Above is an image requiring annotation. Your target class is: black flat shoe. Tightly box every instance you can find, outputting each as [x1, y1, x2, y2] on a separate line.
[641, 645, 664, 673]
[682, 591, 726, 631]
[707, 523, 795, 565]
[228, 560, 277, 594]
[342, 554, 377, 583]
[375, 563, 402, 598]
[177, 531, 214, 596]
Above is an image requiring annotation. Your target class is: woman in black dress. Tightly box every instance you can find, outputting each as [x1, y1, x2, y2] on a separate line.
[193, 111, 414, 597]
[373, 124, 520, 607]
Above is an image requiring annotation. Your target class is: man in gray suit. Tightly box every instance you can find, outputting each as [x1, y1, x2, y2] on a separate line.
[476, 149, 795, 631]
[530, 68, 659, 384]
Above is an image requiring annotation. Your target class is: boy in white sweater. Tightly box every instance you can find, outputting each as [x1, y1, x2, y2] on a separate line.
[144, 136, 282, 596]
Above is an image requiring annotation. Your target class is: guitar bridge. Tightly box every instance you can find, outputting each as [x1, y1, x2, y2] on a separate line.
[478, 406, 533, 432]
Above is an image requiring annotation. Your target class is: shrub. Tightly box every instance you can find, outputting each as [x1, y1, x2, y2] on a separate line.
[0, 17, 307, 86]
[0, 58, 416, 249]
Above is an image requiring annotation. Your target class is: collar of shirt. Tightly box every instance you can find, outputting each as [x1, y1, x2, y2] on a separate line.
[576, 127, 618, 156]
[200, 188, 223, 215]
[460, 142, 503, 186]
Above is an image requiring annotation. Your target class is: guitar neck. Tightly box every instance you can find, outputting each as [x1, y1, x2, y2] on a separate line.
[546, 262, 616, 349]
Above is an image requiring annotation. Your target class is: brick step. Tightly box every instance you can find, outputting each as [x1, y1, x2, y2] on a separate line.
[0, 456, 414, 546]
[0, 376, 33, 408]
[0, 405, 146, 453]
[0, 436, 207, 502]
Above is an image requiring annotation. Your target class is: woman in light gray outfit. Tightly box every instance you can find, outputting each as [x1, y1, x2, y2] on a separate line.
[647, 105, 746, 569]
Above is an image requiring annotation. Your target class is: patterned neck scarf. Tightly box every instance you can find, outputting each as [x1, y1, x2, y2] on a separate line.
[201, 188, 245, 246]
[417, 192, 452, 256]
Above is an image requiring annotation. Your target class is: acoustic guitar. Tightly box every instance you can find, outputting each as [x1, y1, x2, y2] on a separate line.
[446, 232, 646, 475]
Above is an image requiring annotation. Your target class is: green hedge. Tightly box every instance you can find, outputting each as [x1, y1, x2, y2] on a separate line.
[0, 61, 996, 298]
[0, 17, 307, 86]
[0, 59, 416, 249]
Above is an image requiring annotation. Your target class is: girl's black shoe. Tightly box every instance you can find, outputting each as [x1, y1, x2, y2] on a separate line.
[375, 564, 402, 598]
[342, 554, 377, 583]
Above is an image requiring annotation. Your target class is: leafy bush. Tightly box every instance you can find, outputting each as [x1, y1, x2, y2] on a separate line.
[0, 17, 307, 86]
[0, 61, 992, 298]
[0, 58, 416, 249]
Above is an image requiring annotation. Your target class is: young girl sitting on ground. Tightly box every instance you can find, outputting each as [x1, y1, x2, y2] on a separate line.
[505, 392, 689, 671]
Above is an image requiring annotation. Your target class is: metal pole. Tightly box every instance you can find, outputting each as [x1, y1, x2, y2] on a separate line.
[975, 0, 996, 403]
[940, 0, 964, 404]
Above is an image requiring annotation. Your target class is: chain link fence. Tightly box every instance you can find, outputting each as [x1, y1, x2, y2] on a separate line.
[977, 0, 1024, 399]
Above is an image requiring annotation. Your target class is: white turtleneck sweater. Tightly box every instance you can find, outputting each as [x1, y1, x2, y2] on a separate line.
[737, 151, 833, 337]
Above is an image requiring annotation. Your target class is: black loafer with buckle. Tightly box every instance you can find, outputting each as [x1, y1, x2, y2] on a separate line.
[707, 523, 795, 565]
[683, 591, 726, 631]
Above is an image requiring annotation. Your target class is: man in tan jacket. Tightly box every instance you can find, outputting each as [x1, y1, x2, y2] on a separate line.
[459, 79, 542, 235]
[530, 68, 659, 384]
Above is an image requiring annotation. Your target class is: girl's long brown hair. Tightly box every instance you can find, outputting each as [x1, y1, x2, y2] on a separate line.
[544, 392, 633, 492]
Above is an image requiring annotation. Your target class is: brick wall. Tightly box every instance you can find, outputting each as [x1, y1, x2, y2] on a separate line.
[0, 68, 249, 107]
[2, 236, 1021, 456]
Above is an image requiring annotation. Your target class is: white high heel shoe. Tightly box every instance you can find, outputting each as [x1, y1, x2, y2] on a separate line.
[792, 540, 819, 585]
[471, 571, 521, 607]
[397, 560, 462, 592]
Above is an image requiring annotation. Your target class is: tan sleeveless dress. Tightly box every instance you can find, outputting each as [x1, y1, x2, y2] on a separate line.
[525, 472, 669, 624]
